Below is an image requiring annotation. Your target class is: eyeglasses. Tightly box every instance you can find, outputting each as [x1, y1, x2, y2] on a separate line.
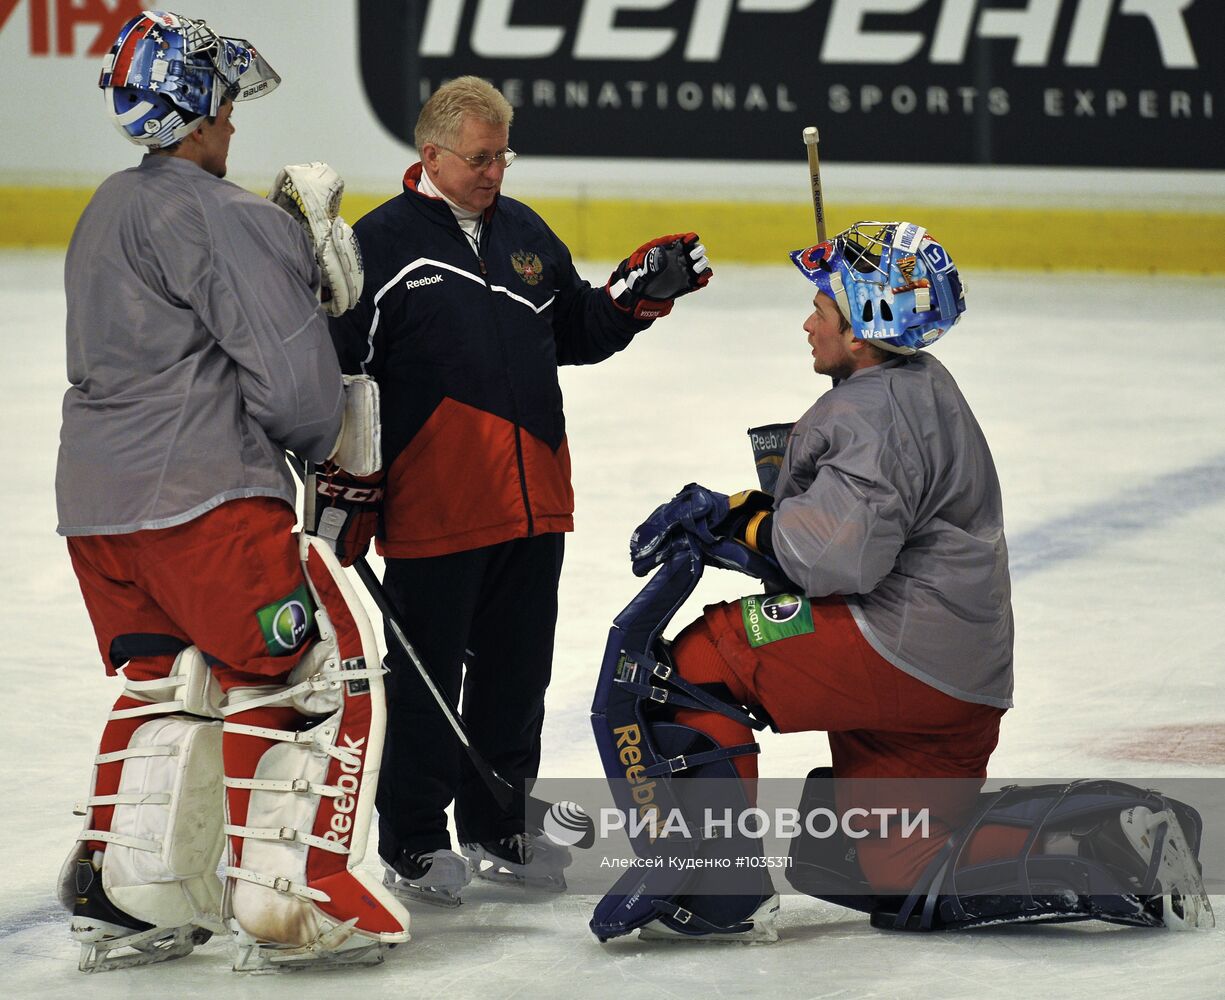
[435, 144, 517, 171]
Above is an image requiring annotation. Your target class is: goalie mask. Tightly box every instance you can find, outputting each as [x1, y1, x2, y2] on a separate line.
[790, 221, 967, 354]
[99, 10, 280, 149]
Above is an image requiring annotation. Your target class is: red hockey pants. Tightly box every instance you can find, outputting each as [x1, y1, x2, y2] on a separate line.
[671, 596, 1026, 892]
[66, 498, 319, 845]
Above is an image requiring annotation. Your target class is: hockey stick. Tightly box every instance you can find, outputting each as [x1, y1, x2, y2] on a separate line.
[292, 458, 596, 848]
[803, 125, 827, 243]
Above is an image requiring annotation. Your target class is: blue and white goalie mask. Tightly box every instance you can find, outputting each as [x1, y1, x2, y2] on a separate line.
[99, 10, 280, 149]
[790, 221, 967, 354]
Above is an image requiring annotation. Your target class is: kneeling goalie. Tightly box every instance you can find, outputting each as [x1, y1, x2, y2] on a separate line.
[590, 222, 1213, 942]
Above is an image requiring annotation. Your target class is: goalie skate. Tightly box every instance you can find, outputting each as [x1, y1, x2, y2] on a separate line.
[382, 849, 471, 908]
[67, 854, 213, 973]
[231, 918, 394, 973]
[461, 833, 571, 891]
[1120, 806, 1215, 930]
[638, 894, 780, 944]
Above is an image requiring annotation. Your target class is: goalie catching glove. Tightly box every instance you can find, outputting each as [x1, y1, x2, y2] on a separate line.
[268, 162, 363, 316]
[607, 233, 711, 320]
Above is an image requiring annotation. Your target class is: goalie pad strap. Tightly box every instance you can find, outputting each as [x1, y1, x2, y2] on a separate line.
[224, 775, 342, 797]
[94, 745, 176, 764]
[223, 722, 317, 744]
[617, 650, 767, 731]
[219, 680, 336, 715]
[641, 742, 761, 778]
[109, 700, 186, 720]
[219, 665, 384, 716]
[80, 828, 160, 852]
[124, 676, 184, 693]
[654, 900, 754, 936]
[224, 720, 369, 768]
[225, 824, 349, 855]
[87, 791, 171, 807]
[225, 866, 330, 903]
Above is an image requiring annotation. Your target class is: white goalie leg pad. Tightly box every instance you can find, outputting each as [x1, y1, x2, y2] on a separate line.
[60, 647, 226, 970]
[222, 537, 408, 970]
[328, 374, 381, 476]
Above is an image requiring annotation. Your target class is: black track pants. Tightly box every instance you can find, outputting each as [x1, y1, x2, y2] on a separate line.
[375, 533, 564, 858]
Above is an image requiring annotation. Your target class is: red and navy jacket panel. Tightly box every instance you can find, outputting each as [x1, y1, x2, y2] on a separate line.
[329, 165, 648, 558]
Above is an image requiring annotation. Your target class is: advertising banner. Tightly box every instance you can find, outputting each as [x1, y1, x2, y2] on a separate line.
[358, 0, 1223, 168]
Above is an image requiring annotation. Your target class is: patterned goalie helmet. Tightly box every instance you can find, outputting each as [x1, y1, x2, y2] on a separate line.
[99, 10, 280, 149]
[789, 221, 967, 354]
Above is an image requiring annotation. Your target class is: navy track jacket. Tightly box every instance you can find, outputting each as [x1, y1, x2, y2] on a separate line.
[329, 164, 650, 558]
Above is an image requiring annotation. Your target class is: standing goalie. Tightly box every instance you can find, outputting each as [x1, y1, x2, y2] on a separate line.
[55, 10, 408, 972]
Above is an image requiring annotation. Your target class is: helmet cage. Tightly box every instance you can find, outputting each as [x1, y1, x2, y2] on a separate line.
[790, 221, 966, 353]
[99, 11, 279, 148]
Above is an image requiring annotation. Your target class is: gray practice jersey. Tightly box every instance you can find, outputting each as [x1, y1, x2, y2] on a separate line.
[57, 155, 343, 536]
[772, 352, 1014, 708]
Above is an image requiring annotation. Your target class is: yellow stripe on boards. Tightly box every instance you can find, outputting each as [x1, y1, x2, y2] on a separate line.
[3, 186, 1220, 275]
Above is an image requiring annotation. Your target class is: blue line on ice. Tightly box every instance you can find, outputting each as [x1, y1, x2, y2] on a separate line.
[1009, 452, 1225, 580]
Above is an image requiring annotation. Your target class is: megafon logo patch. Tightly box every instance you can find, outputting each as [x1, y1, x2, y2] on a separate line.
[761, 594, 803, 624]
[257, 584, 315, 654]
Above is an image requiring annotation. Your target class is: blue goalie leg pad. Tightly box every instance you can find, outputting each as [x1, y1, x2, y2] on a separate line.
[868, 780, 1213, 932]
[590, 722, 773, 942]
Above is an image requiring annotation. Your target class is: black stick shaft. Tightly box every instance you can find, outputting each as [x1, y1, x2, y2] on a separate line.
[352, 555, 516, 813]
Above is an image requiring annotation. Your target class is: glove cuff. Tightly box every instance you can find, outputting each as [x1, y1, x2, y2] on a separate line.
[733, 510, 775, 559]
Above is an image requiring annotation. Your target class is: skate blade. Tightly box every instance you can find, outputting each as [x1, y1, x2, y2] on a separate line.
[471, 865, 567, 892]
[385, 880, 464, 908]
[382, 864, 467, 908]
[74, 923, 209, 973]
[232, 936, 394, 973]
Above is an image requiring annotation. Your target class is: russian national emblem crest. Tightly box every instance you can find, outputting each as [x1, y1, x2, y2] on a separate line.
[511, 250, 543, 286]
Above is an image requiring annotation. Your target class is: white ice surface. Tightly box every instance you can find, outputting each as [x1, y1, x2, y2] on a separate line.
[2, 251, 1223, 998]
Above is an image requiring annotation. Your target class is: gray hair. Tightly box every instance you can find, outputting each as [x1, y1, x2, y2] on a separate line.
[415, 76, 513, 150]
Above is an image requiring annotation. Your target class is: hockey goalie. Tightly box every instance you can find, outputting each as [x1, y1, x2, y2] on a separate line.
[589, 222, 1214, 942]
[55, 10, 405, 972]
